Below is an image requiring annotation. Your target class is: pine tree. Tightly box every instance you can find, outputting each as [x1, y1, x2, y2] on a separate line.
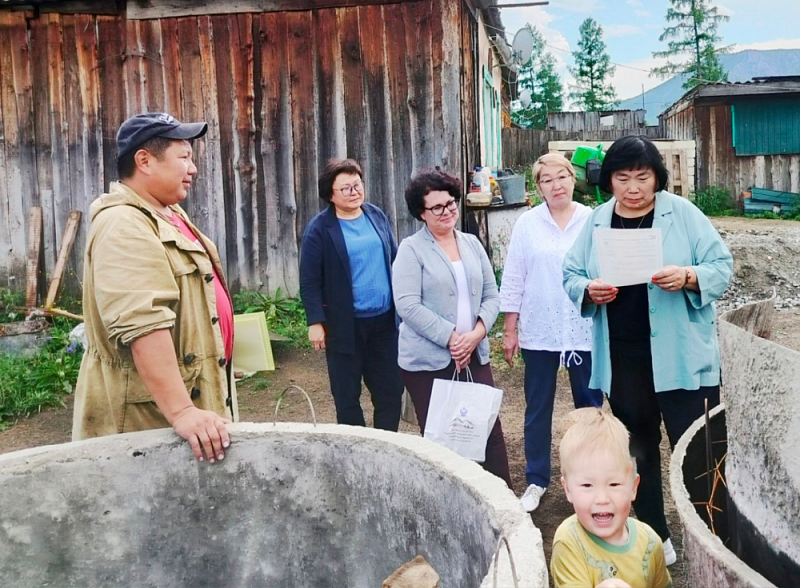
[652, 0, 729, 90]
[569, 18, 618, 112]
[511, 25, 564, 129]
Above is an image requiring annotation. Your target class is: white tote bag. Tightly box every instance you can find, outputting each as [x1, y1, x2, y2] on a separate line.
[423, 367, 503, 462]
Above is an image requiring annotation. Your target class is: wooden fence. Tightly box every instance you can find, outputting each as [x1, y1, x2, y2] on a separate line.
[0, 1, 472, 296]
[501, 126, 663, 169]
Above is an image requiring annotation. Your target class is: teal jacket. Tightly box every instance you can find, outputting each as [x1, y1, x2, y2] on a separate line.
[563, 191, 733, 394]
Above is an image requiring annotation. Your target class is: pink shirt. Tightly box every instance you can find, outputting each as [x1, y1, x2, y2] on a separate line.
[169, 214, 234, 360]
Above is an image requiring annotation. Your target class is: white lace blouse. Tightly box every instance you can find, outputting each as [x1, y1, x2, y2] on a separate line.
[499, 202, 593, 353]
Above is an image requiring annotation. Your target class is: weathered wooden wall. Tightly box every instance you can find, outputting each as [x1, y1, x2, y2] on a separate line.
[663, 102, 800, 204]
[0, 0, 471, 296]
[546, 109, 647, 133]
[501, 126, 663, 169]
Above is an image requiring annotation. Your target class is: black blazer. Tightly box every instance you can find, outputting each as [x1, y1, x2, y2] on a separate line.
[299, 203, 398, 355]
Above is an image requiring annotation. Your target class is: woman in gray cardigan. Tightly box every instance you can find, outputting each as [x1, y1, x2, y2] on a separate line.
[392, 169, 512, 488]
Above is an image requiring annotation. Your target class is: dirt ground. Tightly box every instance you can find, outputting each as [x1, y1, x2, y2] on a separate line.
[2, 215, 800, 587]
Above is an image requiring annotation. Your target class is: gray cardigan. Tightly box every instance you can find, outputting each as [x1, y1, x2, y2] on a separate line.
[392, 226, 500, 371]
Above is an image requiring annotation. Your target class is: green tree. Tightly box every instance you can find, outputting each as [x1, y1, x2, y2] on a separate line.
[652, 0, 729, 89]
[511, 25, 564, 129]
[569, 18, 618, 112]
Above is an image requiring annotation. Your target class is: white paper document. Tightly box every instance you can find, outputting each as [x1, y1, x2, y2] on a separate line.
[595, 228, 664, 287]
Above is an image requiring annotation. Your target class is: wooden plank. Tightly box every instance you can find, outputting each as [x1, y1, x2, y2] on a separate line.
[439, 0, 461, 175]
[46, 14, 71, 283]
[75, 14, 102, 268]
[159, 19, 183, 116]
[459, 2, 478, 176]
[287, 10, 319, 246]
[313, 8, 346, 167]
[60, 15, 86, 270]
[211, 14, 239, 288]
[40, 1, 121, 15]
[28, 16, 55, 291]
[680, 151, 690, 197]
[429, 0, 445, 168]
[25, 207, 43, 307]
[177, 17, 212, 240]
[339, 7, 366, 166]
[141, 19, 167, 110]
[359, 5, 395, 228]
[0, 11, 27, 279]
[232, 13, 256, 290]
[97, 15, 127, 188]
[44, 210, 82, 310]
[403, 1, 434, 172]
[124, 19, 146, 116]
[256, 11, 299, 294]
[196, 15, 227, 260]
[8, 9, 38, 214]
[383, 2, 416, 240]
[128, 0, 419, 20]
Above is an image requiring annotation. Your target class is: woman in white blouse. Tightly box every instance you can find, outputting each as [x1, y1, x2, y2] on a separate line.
[500, 153, 603, 512]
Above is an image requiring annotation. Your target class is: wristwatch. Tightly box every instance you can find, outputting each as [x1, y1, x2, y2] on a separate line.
[685, 267, 693, 287]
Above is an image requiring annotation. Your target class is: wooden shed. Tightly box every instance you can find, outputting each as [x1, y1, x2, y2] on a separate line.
[546, 109, 648, 133]
[0, 0, 510, 296]
[660, 77, 800, 205]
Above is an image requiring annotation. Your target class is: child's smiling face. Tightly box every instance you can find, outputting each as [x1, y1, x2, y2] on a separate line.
[561, 450, 640, 546]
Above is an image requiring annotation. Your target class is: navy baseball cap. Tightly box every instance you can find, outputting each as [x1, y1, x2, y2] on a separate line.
[116, 113, 208, 161]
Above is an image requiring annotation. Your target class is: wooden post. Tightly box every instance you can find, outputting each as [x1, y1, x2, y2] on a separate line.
[44, 210, 81, 310]
[25, 207, 44, 307]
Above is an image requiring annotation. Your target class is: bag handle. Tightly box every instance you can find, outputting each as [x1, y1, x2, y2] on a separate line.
[451, 365, 474, 383]
[273, 385, 317, 426]
[492, 534, 519, 588]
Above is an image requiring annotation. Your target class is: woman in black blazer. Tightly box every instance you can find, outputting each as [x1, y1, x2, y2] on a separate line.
[299, 158, 403, 430]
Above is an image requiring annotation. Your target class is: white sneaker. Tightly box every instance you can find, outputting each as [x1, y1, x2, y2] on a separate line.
[663, 538, 677, 566]
[520, 484, 547, 512]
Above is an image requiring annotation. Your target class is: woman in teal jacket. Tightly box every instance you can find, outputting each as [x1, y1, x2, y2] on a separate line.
[563, 136, 733, 564]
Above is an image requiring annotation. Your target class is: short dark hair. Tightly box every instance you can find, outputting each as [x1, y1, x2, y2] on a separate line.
[598, 135, 669, 194]
[318, 158, 363, 202]
[116, 136, 176, 180]
[404, 169, 462, 221]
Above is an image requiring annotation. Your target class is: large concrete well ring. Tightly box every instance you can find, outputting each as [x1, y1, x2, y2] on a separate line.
[0, 423, 547, 587]
[670, 294, 800, 587]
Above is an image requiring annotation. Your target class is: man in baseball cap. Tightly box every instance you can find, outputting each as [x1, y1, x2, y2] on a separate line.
[116, 112, 208, 161]
[73, 113, 237, 464]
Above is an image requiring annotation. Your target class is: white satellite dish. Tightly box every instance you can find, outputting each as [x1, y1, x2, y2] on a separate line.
[519, 88, 532, 108]
[511, 28, 534, 67]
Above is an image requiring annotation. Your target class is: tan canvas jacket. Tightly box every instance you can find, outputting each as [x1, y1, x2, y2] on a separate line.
[72, 182, 238, 440]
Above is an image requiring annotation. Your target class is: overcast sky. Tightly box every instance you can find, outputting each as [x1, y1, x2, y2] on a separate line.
[499, 0, 800, 103]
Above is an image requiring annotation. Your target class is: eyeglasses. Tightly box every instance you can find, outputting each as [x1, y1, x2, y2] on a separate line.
[538, 174, 573, 188]
[333, 180, 364, 197]
[424, 199, 459, 217]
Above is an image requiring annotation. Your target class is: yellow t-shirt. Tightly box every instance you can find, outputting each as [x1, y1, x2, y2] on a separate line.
[551, 515, 672, 588]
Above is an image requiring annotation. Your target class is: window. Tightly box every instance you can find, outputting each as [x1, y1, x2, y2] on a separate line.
[482, 67, 502, 168]
[732, 97, 800, 156]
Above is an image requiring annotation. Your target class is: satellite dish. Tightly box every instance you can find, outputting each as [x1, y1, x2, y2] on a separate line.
[511, 28, 534, 67]
[519, 88, 532, 108]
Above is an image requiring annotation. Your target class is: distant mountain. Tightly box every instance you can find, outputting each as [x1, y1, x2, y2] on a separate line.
[619, 49, 800, 124]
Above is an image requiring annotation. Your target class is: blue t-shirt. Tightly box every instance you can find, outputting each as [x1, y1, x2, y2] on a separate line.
[339, 213, 392, 317]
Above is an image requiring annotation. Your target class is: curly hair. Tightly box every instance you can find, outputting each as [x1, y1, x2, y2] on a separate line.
[404, 169, 462, 221]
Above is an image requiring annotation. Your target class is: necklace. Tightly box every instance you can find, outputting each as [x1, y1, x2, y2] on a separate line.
[619, 214, 647, 229]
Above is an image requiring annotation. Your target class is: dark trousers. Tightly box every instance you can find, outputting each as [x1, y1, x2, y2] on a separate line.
[521, 349, 603, 488]
[325, 311, 403, 431]
[608, 342, 720, 541]
[400, 356, 513, 490]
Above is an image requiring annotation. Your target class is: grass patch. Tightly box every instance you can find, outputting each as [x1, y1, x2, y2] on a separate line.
[691, 186, 734, 216]
[0, 318, 83, 429]
[233, 288, 309, 348]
